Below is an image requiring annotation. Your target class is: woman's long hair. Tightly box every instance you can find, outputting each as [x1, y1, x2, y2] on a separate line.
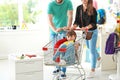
[87, 0, 94, 16]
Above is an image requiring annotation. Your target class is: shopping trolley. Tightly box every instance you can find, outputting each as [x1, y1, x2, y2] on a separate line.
[42, 29, 86, 80]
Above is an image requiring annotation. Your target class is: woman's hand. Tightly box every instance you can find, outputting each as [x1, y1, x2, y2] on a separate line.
[81, 27, 86, 30]
[81, 27, 88, 32]
[70, 24, 78, 30]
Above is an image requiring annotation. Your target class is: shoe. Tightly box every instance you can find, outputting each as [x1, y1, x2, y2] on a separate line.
[87, 71, 95, 78]
[96, 58, 102, 68]
[53, 69, 60, 75]
[60, 74, 66, 79]
[60, 71, 66, 79]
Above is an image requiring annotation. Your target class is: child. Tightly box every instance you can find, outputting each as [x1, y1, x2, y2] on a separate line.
[53, 30, 79, 78]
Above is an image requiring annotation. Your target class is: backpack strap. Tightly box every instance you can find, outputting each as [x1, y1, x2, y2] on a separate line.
[112, 33, 119, 62]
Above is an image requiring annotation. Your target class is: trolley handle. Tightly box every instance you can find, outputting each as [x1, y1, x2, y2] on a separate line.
[65, 28, 88, 32]
[73, 28, 88, 32]
[73, 29, 81, 31]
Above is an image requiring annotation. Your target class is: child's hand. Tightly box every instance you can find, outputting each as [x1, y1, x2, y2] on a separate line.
[74, 43, 80, 50]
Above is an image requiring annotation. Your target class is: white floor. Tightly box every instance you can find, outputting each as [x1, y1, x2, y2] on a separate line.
[0, 59, 116, 80]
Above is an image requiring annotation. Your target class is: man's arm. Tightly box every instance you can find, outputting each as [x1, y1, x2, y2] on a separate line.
[67, 10, 73, 29]
[48, 14, 63, 33]
[48, 14, 56, 32]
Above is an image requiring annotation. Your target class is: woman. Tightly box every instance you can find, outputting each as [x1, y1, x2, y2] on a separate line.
[71, 0, 101, 78]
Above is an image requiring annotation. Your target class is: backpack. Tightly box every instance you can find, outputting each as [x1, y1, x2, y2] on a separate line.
[105, 32, 119, 55]
[97, 9, 106, 24]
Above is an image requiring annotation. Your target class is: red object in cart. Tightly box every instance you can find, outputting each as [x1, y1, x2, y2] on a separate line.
[54, 38, 67, 62]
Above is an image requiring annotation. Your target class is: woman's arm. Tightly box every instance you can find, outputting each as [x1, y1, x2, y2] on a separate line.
[88, 8, 97, 29]
[72, 5, 83, 30]
[73, 7, 80, 27]
[71, 6, 81, 30]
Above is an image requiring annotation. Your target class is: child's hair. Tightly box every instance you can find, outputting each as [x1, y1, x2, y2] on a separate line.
[66, 30, 77, 41]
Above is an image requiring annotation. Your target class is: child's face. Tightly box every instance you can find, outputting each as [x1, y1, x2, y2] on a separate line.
[67, 35, 76, 41]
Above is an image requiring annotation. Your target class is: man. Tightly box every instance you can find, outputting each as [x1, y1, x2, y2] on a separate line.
[47, 0, 73, 79]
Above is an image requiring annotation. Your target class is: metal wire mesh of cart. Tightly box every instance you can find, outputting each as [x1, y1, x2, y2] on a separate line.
[42, 30, 86, 80]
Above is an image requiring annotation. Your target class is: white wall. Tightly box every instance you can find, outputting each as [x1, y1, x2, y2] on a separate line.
[0, 30, 49, 59]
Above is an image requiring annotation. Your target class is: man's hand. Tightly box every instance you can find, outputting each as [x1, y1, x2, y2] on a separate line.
[62, 27, 69, 31]
[55, 28, 63, 33]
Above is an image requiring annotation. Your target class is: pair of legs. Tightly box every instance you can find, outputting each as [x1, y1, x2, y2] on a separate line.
[86, 29, 100, 72]
[53, 43, 75, 65]
[50, 31, 67, 74]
